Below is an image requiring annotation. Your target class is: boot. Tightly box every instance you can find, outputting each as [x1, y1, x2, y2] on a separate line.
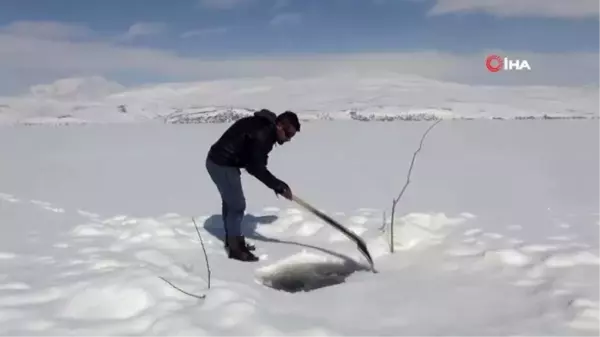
[225, 236, 259, 262]
[239, 236, 256, 251]
[224, 235, 255, 251]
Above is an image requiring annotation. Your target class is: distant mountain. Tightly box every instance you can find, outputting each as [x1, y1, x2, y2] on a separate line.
[164, 107, 255, 124]
[0, 75, 597, 125]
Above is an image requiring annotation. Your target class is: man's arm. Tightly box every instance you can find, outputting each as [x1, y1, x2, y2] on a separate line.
[245, 129, 288, 193]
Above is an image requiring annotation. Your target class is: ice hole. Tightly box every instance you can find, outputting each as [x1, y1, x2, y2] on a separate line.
[256, 258, 364, 293]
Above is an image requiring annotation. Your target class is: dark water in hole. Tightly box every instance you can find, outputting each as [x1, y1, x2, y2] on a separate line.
[259, 260, 366, 293]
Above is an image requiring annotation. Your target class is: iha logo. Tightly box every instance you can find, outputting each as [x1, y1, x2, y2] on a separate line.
[485, 54, 531, 72]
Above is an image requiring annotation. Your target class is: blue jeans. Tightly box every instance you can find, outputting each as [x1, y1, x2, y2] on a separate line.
[205, 157, 246, 237]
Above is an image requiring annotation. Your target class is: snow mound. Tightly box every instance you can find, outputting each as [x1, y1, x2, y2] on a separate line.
[393, 212, 472, 250]
[60, 281, 154, 320]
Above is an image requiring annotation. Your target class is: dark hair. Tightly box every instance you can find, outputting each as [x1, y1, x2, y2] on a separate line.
[276, 111, 300, 131]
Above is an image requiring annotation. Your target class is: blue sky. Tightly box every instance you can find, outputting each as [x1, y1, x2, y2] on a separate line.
[0, 0, 598, 93]
[1, 0, 597, 55]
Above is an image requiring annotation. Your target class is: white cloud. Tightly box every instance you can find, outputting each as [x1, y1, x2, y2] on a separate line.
[428, 0, 599, 18]
[181, 27, 228, 38]
[270, 12, 303, 26]
[198, 0, 253, 10]
[0, 20, 93, 40]
[272, 0, 291, 10]
[0, 22, 597, 94]
[200, 0, 599, 18]
[118, 22, 167, 41]
[0, 33, 192, 74]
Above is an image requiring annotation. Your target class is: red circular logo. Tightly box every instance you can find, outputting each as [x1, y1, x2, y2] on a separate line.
[486, 55, 503, 72]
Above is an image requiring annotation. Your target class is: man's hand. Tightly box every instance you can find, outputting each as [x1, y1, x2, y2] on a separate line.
[281, 186, 293, 200]
[275, 181, 293, 200]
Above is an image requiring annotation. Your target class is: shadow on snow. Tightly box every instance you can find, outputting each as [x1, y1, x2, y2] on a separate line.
[202, 213, 369, 292]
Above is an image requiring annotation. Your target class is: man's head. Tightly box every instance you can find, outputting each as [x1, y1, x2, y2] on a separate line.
[275, 111, 300, 145]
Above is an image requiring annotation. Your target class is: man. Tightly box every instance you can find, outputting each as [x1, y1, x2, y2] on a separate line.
[205, 109, 300, 262]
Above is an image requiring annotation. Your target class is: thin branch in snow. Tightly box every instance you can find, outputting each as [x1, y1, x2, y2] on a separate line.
[193, 217, 211, 290]
[159, 276, 206, 300]
[156, 217, 212, 300]
[389, 120, 441, 253]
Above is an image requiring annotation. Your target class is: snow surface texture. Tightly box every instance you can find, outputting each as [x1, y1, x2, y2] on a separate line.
[0, 75, 598, 125]
[0, 120, 597, 335]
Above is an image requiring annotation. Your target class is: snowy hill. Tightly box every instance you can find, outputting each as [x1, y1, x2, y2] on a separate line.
[0, 75, 597, 125]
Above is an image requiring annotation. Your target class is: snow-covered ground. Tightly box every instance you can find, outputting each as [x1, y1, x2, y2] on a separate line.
[0, 119, 597, 335]
[0, 75, 598, 125]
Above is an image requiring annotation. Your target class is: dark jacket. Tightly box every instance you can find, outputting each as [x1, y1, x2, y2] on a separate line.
[207, 109, 288, 193]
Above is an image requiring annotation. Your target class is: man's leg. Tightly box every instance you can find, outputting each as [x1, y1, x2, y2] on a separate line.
[221, 198, 255, 251]
[205, 158, 257, 261]
[221, 170, 245, 239]
[222, 201, 228, 238]
[206, 158, 245, 236]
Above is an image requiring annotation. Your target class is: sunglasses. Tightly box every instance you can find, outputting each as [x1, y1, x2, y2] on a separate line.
[279, 125, 296, 139]
[284, 127, 295, 138]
